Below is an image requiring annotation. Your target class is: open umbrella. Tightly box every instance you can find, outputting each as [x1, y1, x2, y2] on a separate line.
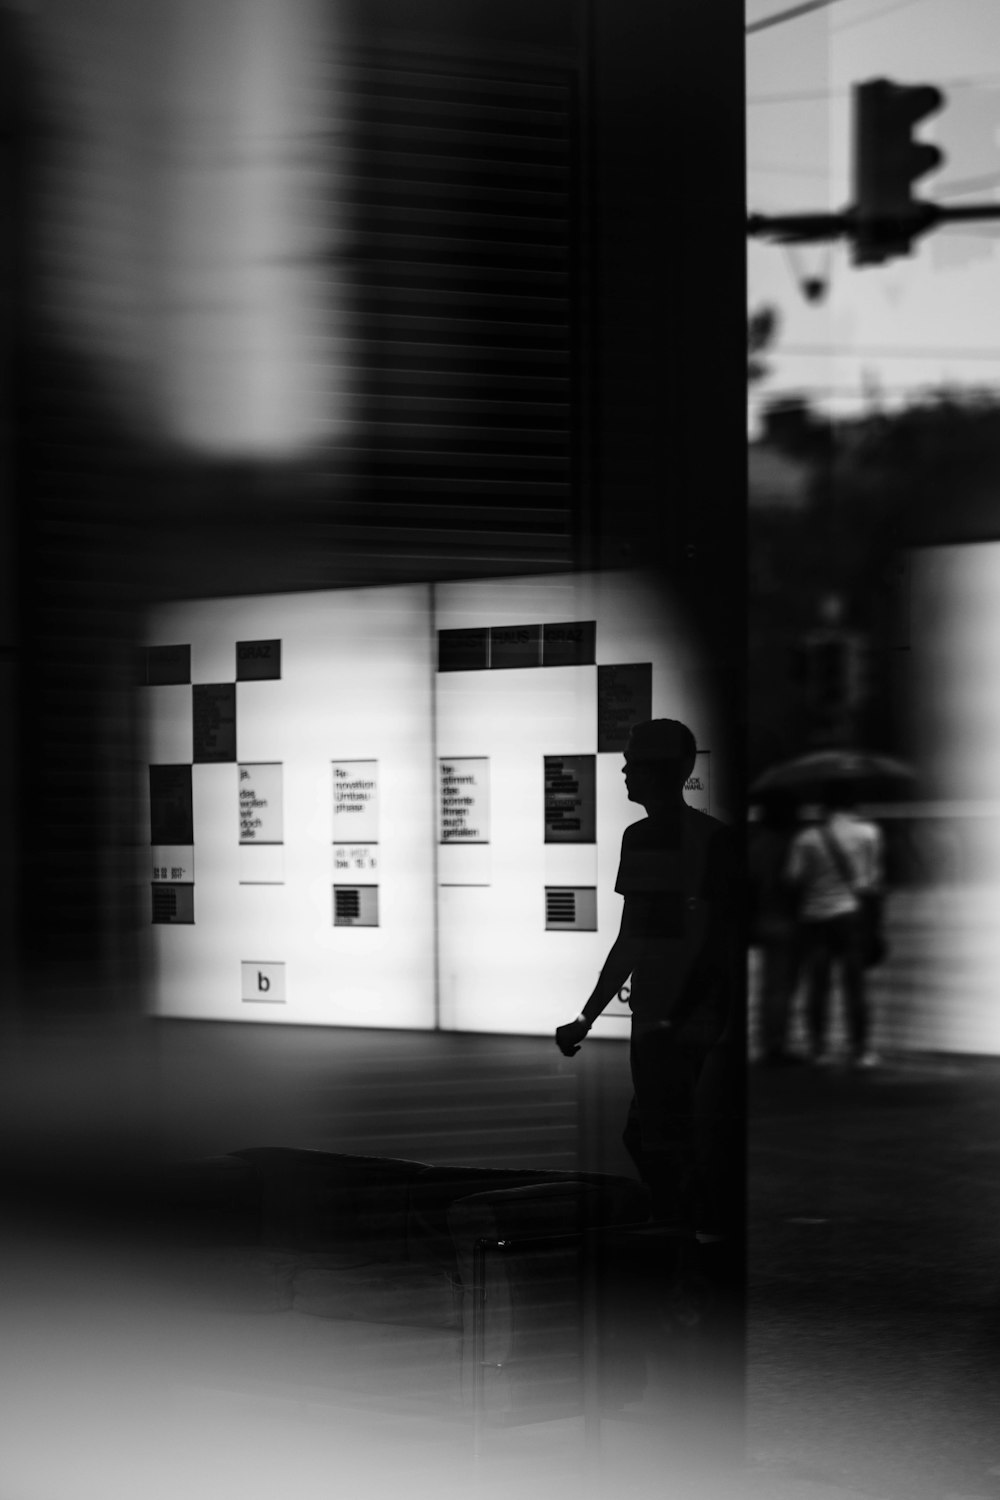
[751, 749, 916, 800]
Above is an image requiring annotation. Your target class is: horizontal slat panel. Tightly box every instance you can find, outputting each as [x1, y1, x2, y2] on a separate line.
[340, 394, 571, 421]
[329, 364, 570, 393]
[333, 146, 569, 191]
[328, 60, 572, 105]
[330, 175, 570, 213]
[332, 312, 569, 344]
[329, 337, 569, 368]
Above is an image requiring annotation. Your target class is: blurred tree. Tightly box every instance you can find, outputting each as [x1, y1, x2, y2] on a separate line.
[747, 305, 779, 385]
[749, 389, 1000, 777]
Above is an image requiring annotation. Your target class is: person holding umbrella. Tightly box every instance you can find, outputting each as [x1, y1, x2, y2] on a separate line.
[784, 780, 886, 1068]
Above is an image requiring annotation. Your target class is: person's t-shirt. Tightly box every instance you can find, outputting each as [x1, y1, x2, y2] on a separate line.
[614, 805, 736, 1026]
[785, 811, 884, 921]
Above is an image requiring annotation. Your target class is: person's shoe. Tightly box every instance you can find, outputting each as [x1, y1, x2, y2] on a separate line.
[855, 1050, 881, 1070]
[812, 1049, 836, 1067]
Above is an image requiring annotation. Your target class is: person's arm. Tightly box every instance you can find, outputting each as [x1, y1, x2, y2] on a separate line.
[555, 906, 640, 1055]
[870, 825, 886, 893]
[784, 831, 807, 889]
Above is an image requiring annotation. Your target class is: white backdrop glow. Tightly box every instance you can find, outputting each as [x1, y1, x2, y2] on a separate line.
[142, 572, 723, 1036]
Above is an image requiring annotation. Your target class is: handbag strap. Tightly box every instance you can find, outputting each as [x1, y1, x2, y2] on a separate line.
[818, 826, 859, 895]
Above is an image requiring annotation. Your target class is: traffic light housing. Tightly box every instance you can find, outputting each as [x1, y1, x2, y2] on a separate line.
[852, 78, 944, 265]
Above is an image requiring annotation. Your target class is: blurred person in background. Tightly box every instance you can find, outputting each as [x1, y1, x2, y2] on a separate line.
[749, 795, 803, 1065]
[785, 783, 885, 1068]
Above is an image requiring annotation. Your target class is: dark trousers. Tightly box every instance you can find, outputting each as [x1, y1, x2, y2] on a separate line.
[623, 1018, 725, 1233]
[800, 912, 869, 1057]
[757, 932, 801, 1058]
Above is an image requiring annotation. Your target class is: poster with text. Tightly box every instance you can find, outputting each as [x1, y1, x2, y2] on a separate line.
[239, 763, 283, 843]
[332, 761, 378, 843]
[440, 759, 489, 843]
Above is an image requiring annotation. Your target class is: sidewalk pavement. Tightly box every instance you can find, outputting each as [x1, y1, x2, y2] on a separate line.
[748, 1052, 1000, 1500]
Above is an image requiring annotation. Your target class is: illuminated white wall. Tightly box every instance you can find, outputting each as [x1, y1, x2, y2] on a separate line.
[433, 572, 719, 1039]
[143, 585, 436, 1027]
[142, 571, 724, 1035]
[910, 543, 1000, 1053]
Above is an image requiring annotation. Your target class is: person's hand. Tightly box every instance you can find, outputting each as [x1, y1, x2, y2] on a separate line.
[555, 1018, 590, 1057]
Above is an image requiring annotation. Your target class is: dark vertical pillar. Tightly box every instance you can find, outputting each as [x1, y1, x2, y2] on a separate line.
[588, 0, 746, 565]
[589, 0, 747, 1461]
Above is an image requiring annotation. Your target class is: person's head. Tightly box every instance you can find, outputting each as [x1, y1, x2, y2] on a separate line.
[622, 719, 697, 809]
[756, 792, 797, 831]
[822, 781, 857, 816]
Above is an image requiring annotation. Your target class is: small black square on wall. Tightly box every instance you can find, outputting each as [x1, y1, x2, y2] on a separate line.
[490, 624, 541, 670]
[237, 640, 281, 681]
[336, 888, 360, 919]
[149, 764, 194, 846]
[152, 883, 194, 924]
[542, 621, 596, 667]
[193, 683, 237, 762]
[438, 628, 489, 672]
[145, 645, 191, 686]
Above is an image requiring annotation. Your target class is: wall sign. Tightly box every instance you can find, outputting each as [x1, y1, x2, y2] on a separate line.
[544, 755, 596, 843]
[236, 639, 281, 681]
[332, 761, 378, 843]
[334, 845, 379, 875]
[684, 751, 711, 814]
[597, 663, 652, 753]
[145, 645, 191, 686]
[542, 621, 596, 668]
[241, 961, 286, 1003]
[545, 887, 597, 932]
[489, 623, 540, 670]
[152, 883, 194, 924]
[152, 847, 194, 883]
[239, 763, 283, 844]
[193, 683, 237, 763]
[438, 628, 489, 672]
[437, 621, 596, 672]
[333, 886, 379, 927]
[440, 758, 489, 843]
[149, 764, 194, 846]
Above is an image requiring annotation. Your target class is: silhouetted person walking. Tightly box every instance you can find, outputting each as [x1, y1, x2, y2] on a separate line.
[555, 719, 739, 1238]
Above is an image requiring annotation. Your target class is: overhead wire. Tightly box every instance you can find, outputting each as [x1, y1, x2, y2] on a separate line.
[750, 75, 1000, 106]
[780, 344, 1000, 361]
[747, 0, 850, 35]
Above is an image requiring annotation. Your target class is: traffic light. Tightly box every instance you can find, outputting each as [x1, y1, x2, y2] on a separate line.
[852, 78, 944, 265]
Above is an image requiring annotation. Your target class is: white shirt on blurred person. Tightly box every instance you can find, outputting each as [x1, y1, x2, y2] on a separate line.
[785, 807, 884, 922]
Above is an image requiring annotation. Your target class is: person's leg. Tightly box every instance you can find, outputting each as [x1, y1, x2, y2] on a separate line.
[801, 924, 832, 1059]
[628, 1020, 706, 1230]
[759, 935, 798, 1060]
[758, 942, 784, 1058]
[839, 913, 869, 1059]
[694, 1039, 742, 1241]
[622, 1087, 646, 1181]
